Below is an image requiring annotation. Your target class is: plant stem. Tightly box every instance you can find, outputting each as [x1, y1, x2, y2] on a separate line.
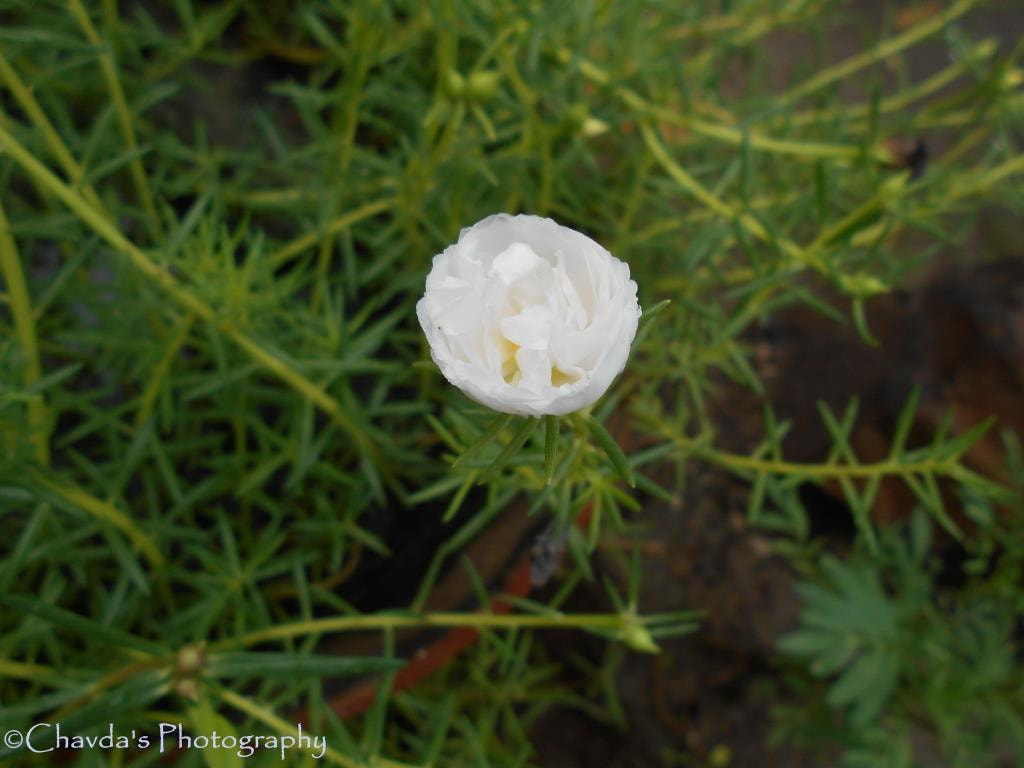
[0, 200, 49, 465]
[215, 688, 414, 768]
[562, 47, 888, 163]
[680, 439, 955, 480]
[0, 52, 105, 212]
[67, 0, 161, 239]
[0, 121, 378, 463]
[30, 470, 163, 567]
[133, 313, 195, 430]
[776, 0, 979, 107]
[223, 611, 634, 649]
[267, 198, 395, 266]
[640, 122, 825, 274]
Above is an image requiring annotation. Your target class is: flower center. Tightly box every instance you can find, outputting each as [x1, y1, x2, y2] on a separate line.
[491, 242, 582, 388]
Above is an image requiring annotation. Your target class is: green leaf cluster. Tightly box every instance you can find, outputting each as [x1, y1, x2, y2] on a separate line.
[778, 503, 1024, 767]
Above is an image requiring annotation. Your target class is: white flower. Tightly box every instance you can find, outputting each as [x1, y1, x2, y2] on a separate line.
[417, 214, 641, 416]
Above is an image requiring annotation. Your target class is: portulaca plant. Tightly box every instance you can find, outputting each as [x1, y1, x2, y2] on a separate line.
[417, 214, 642, 416]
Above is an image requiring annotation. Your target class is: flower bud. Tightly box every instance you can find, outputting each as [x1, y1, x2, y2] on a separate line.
[443, 69, 465, 98]
[582, 116, 609, 138]
[972, 38, 997, 60]
[466, 70, 501, 101]
[839, 272, 889, 297]
[175, 643, 206, 676]
[620, 619, 659, 653]
[1001, 68, 1023, 92]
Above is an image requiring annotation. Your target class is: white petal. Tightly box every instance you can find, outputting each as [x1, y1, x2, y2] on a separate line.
[500, 305, 554, 350]
[419, 214, 641, 416]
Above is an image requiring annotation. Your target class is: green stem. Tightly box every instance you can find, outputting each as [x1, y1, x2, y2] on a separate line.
[783, 52, 983, 128]
[0, 658, 68, 684]
[68, 0, 161, 239]
[640, 122, 824, 274]
[0, 121, 377, 462]
[776, 0, 979, 107]
[0, 52, 105, 212]
[0, 200, 49, 465]
[267, 198, 395, 266]
[215, 688, 379, 768]
[222, 611, 632, 650]
[30, 470, 163, 567]
[133, 313, 194, 430]
[562, 47, 885, 163]
[681, 439, 957, 480]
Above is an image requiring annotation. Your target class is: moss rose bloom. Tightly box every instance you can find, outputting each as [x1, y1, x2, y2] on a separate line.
[417, 214, 641, 416]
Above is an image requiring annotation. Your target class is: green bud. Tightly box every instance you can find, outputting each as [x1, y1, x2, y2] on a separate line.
[620, 619, 659, 653]
[467, 70, 501, 101]
[581, 116, 609, 138]
[444, 69, 465, 98]
[176, 643, 206, 676]
[709, 744, 733, 767]
[839, 272, 889, 297]
[849, 220, 888, 248]
[174, 678, 200, 701]
[972, 38, 998, 60]
[970, 39, 995, 60]
[1001, 68, 1023, 91]
[879, 173, 908, 204]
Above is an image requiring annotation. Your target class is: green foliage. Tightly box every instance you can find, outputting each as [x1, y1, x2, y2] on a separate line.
[0, 0, 1021, 765]
[777, 501, 1024, 767]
